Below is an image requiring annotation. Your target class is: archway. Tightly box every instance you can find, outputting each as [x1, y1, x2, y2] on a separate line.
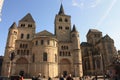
[59, 59, 71, 77]
[15, 57, 28, 76]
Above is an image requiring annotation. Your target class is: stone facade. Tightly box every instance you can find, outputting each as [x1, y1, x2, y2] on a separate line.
[81, 29, 117, 76]
[1, 4, 83, 78]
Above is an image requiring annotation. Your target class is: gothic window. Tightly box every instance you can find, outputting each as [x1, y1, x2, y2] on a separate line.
[43, 52, 47, 61]
[21, 33, 24, 39]
[96, 60, 100, 69]
[41, 40, 44, 45]
[27, 34, 30, 39]
[59, 18, 62, 22]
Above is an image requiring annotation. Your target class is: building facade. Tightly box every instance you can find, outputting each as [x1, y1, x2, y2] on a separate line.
[1, 4, 83, 78]
[81, 29, 117, 76]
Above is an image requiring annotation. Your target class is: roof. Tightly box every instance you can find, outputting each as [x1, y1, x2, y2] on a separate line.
[58, 4, 65, 15]
[87, 29, 102, 36]
[80, 42, 93, 47]
[71, 24, 77, 32]
[36, 30, 54, 37]
[19, 13, 35, 22]
[9, 22, 17, 29]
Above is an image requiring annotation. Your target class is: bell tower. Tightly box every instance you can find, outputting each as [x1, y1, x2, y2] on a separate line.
[54, 4, 71, 41]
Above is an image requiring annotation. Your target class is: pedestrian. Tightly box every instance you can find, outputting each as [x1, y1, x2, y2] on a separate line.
[37, 73, 42, 80]
[59, 74, 64, 80]
[66, 74, 73, 80]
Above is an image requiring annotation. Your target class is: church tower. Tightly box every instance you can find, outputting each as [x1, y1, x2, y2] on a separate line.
[2, 22, 18, 76]
[54, 4, 71, 41]
[71, 25, 83, 77]
[18, 13, 36, 40]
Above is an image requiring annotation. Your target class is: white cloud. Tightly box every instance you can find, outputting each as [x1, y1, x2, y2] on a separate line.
[72, 0, 81, 8]
[91, 0, 101, 8]
[97, 0, 118, 27]
[72, 0, 101, 8]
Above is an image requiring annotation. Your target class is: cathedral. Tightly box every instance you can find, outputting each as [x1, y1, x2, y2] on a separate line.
[1, 4, 83, 78]
[81, 29, 117, 75]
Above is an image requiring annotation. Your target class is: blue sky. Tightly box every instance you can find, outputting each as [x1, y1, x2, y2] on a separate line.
[0, 0, 120, 55]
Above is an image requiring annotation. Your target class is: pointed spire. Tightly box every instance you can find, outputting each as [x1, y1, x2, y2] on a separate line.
[9, 22, 17, 29]
[58, 4, 65, 15]
[72, 24, 77, 32]
[19, 13, 35, 22]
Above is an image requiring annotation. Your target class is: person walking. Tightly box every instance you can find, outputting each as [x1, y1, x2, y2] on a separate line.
[66, 74, 73, 80]
[59, 74, 64, 80]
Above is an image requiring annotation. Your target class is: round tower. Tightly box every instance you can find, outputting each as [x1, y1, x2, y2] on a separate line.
[31, 30, 58, 78]
[71, 25, 83, 77]
[2, 22, 18, 76]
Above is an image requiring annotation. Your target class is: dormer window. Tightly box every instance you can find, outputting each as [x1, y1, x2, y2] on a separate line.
[21, 24, 25, 27]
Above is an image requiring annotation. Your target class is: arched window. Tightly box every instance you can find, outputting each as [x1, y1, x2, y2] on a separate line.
[59, 18, 62, 22]
[43, 52, 47, 61]
[21, 33, 24, 39]
[65, 18, 68, 22]
[41, 40, 44, 45]
[27, 34, 30, 39]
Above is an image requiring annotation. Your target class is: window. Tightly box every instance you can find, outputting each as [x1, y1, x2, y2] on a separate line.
[21, 34, 24, 39]
[27, 34, 30, 39]
[65, 27, 69, 30]
[65, 18, 68, 22]
[28, 24, 32, 27]
[43, 52, 47, 61]
[35, 41, 38, 45]
[17, 50, 20, 55]
[21, 24, 25, 27]
[33, 54, 35, 62]
[20, 44, 22, 48]
[59, 26, 62, 30]
[27, 50, 29, 55]
[47, 40, 50, 45]
[41, 40, 44, 45]
[59, 18, 62, 22]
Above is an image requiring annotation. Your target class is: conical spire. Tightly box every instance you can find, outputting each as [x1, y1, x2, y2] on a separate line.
[9, 22, 17, 29]
[72, 24, 77, 32]
[58, 4, 65, 15]
[19, 13, 35, 22]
